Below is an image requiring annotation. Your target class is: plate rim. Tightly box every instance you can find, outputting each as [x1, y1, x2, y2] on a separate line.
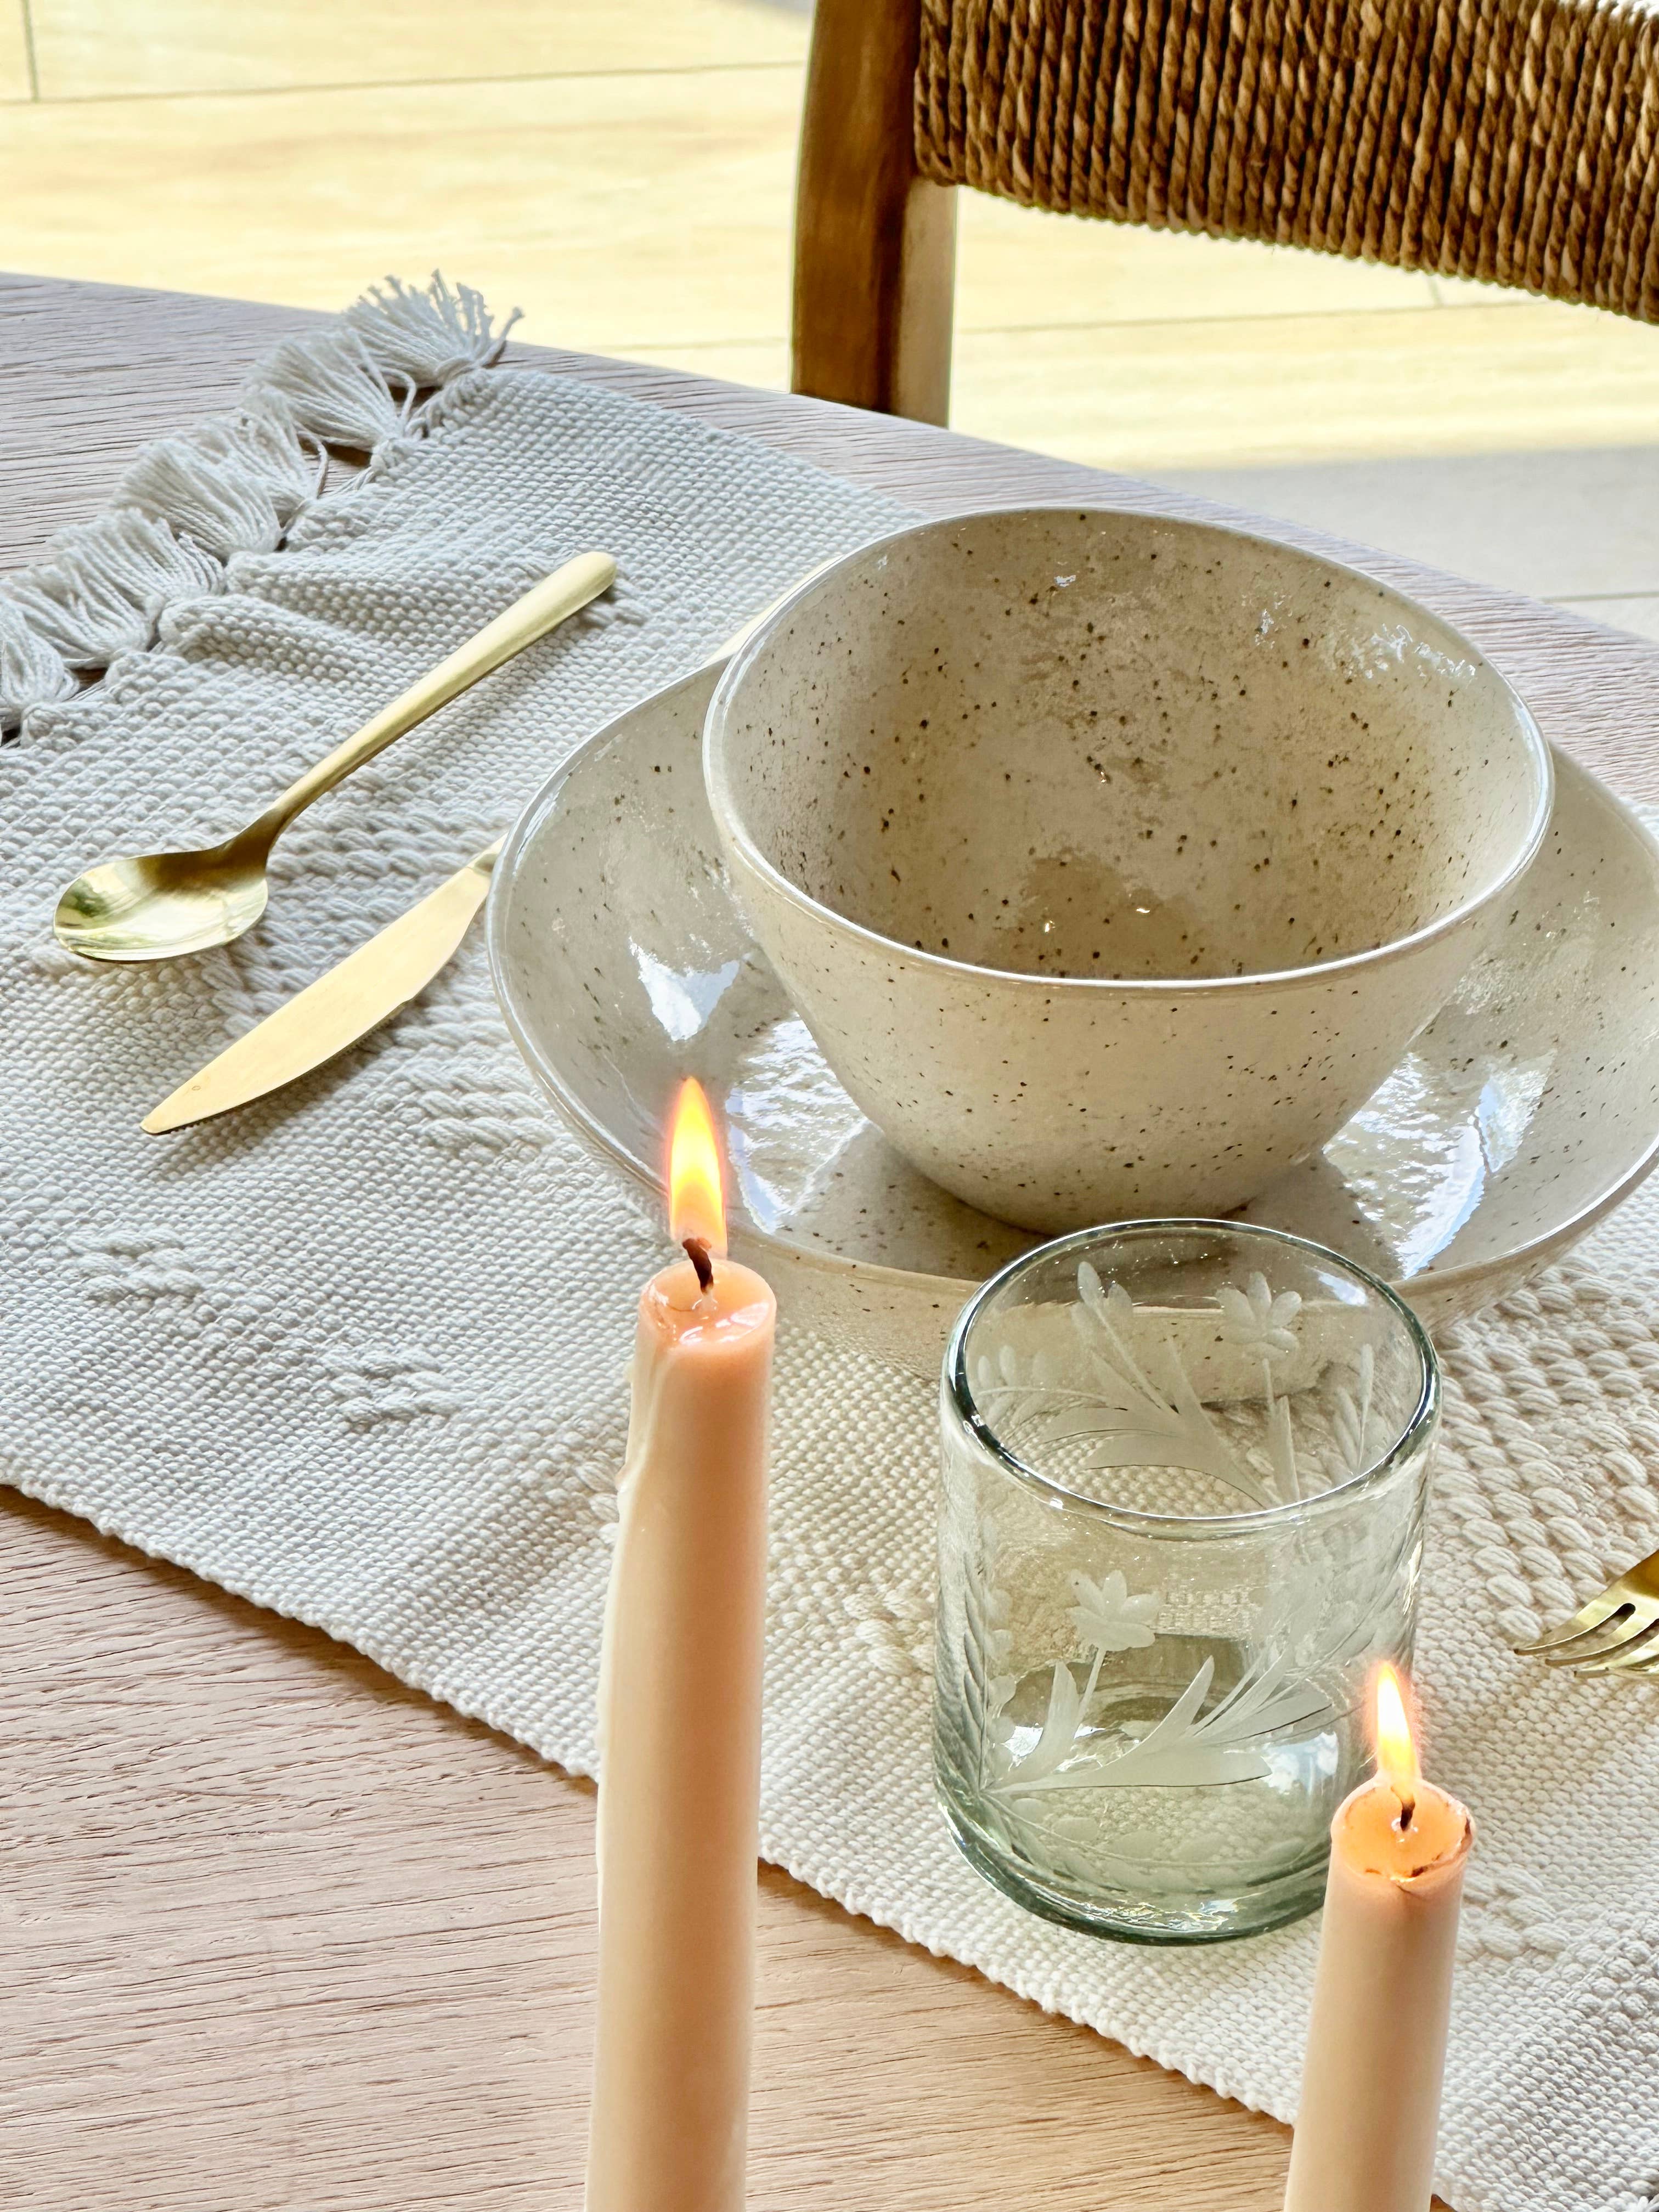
[487, 675, 1659, 1315]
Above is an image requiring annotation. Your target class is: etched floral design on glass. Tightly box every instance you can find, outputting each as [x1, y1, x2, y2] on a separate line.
[934, 1221, 1438, 1944]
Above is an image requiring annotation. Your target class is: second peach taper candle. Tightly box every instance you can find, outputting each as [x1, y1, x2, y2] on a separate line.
[1284, 1668, 1474, 2212]
[585, 1081, 776, 2212]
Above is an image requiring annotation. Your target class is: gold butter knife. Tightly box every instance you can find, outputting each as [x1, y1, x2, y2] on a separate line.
[143, 560, 848, 1135]
[142, 841, 501, 1133]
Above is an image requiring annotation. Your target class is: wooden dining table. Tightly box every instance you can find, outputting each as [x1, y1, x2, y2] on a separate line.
[5, 270, 1658, 2211]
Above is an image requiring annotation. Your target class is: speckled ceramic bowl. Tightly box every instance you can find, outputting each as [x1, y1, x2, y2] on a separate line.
[702, 507, 1553, 1233]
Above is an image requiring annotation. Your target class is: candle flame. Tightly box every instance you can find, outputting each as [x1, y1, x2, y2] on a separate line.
[668, 1079, 726, 1256]
[1374, 1665, 1419, 1810]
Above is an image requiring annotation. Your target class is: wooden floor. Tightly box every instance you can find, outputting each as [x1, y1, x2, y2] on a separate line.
[5, 0, 1659, 475]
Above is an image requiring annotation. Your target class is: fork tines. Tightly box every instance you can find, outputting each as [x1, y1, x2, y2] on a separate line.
[1515, 1559, 1659, 1677]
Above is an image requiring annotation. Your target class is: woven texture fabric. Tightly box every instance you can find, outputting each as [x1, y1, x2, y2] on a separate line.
[914, 0, 1659, 320]
[4, 324, 1659, 2212]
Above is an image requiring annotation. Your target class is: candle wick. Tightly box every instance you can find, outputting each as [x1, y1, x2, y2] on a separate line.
[1397, 1785, 1417, 1833]
[682, 1237, 714, 1293]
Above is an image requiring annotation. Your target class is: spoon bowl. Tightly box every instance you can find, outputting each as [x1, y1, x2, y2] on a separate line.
[55, 840, 271, 962]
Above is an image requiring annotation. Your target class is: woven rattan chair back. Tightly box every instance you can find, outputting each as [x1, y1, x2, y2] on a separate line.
[793, 0, 1659, 424]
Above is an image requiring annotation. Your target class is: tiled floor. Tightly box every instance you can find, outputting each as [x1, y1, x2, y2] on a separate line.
[3, 0, 1658, 619]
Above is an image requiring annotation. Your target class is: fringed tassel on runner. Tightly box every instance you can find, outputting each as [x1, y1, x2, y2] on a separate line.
[0, 272, 522, 735]
[117, 437, 303, 560]
[3, 513, 223, 667]
[344, 274, 522, 387]
[0, 601, 77, 719]
[254, 331, 415, 454]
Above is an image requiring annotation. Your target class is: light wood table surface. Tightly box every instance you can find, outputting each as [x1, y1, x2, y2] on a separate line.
[6, 274, 1657, 2211]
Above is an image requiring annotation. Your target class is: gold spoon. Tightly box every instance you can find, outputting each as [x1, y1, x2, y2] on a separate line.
[53, 549, 617, 963]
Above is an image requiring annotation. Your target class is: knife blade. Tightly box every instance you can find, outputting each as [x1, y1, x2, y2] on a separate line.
[142, 840, 501, 1133]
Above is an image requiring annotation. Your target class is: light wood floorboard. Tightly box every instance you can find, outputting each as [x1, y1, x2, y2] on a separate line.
[0, 59, 1438, 353]
[0, 67, 806, 347]
[25, 0, 811, 99]
[5, 0, 1658, 476]
[949, 300, 1659, 471]
[629, 298, 1659, 472]
[0, 0, 31, 98]
[1557, 592, 1659, 644]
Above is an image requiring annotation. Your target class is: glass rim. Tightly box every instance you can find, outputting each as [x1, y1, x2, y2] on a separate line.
[944, 1217, 1440, 1536]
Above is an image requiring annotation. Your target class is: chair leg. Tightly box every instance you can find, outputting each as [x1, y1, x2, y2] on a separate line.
[791, 0, 957, 425]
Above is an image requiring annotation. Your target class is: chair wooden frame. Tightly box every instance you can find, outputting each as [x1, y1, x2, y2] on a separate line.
[794, 0, 1659, 425]
[793, 0, 958, 424]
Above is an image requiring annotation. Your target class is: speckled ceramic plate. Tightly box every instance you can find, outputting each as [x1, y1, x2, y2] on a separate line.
[489, 663, 1659, 1375]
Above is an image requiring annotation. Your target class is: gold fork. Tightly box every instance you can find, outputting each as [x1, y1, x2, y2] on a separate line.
[1514, 1544, 1659, 1675]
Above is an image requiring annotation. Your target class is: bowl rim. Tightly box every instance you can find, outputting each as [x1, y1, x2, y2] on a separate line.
[702, 503, 1556, 998]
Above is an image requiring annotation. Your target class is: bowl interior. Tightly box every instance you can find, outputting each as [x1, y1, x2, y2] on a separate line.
[708, 508, 1549, 981]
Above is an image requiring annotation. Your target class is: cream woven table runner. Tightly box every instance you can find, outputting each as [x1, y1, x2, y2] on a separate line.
[1, 282, 1656, 2212]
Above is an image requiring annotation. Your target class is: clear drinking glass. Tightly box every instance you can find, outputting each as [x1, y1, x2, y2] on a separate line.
[934, 1220, 1439, 1943]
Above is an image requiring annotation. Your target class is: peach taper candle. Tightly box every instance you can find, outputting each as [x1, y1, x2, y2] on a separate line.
[585, 1079, 776, 2212]
[1284, 1667, 1474, 2212]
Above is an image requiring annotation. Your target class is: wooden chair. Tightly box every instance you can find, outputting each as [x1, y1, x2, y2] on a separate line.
[793, 0, 1659, 425]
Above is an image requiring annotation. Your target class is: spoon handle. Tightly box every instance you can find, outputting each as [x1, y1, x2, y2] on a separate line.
[246, 550, 617, 845]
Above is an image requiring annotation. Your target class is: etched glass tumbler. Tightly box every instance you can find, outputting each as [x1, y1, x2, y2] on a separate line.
[934, 1221, 1439, 1943]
